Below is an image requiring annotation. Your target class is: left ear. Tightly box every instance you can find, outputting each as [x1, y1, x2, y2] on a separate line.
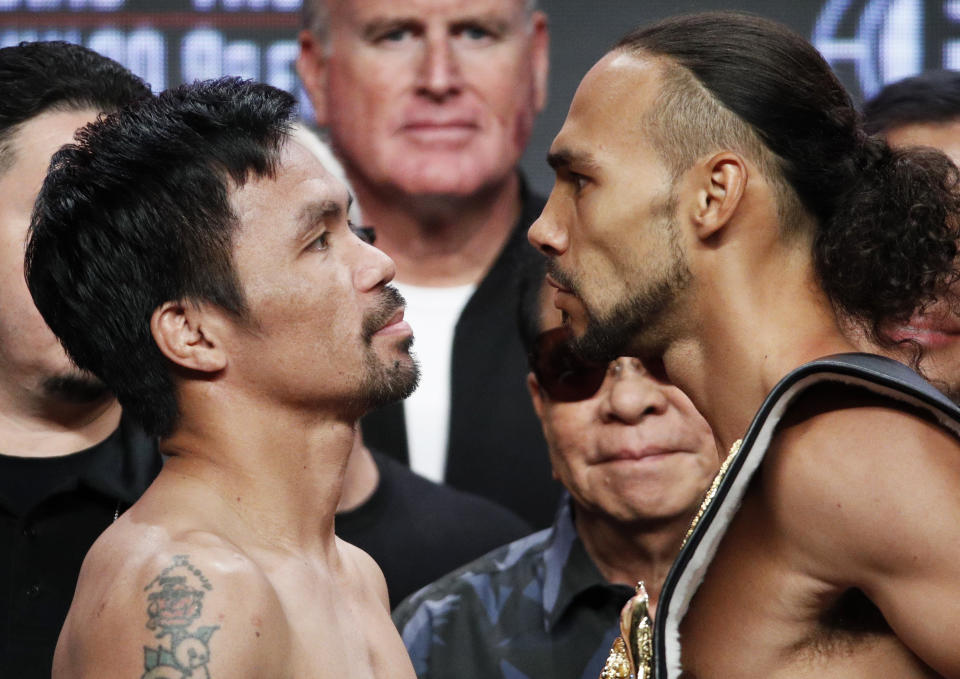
[685, 152, 747, 242]
[150, 301, 228, 374]
[529, 11, 550, 114]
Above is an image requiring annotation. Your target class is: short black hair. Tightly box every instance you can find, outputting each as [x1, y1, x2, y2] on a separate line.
[26, 78, 298, 437]
[864, 70, 960, 135]
[616, 11, 960, 345]
[0, 41, 151, 173]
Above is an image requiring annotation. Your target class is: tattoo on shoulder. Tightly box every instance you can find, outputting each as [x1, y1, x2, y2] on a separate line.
[141, 555, 219, 679]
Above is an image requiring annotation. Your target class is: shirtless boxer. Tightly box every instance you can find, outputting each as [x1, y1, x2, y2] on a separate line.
[529, 11, 960, 679]
[26, 78, 419, 679]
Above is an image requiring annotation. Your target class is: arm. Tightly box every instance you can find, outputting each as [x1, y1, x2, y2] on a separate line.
[53, 546, 288, 679]
[767, 395, 960, 677]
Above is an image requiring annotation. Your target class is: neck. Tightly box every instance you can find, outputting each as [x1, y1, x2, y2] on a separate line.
[575, 504, 692, 618]
[0, 377, 122, 457]
[161, 387, 359, 554]
[336, 434, 379, 513]
[348, 171, 521, 287]
[660, 244, 857, 452]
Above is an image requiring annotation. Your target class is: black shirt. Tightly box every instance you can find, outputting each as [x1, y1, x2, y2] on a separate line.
[336, 451, 533, 609]
[362, 182, 563, 528]
[0, 415, 161, 679]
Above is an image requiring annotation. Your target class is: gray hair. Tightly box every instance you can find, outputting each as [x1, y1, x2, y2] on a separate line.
[303, 0, 538, 41]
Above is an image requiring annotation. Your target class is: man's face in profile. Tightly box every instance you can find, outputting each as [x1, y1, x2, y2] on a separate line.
[0, 108, 109, 402]
[528, 52, 690, 363]
[221, 139, 418, 413]
[299, 0, 548, 198]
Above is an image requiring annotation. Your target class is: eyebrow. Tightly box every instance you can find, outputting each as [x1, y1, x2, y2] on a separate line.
[295, 199, 345, 242]
[547, 148, 601, 173]
[360, 12, 513, 39]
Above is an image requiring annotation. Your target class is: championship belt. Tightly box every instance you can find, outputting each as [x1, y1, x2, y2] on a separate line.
[600, 582, 652, 679]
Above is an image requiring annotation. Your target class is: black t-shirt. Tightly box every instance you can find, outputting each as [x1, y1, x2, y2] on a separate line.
[0, 416, 161, 679]
[336, 451, 533, 609]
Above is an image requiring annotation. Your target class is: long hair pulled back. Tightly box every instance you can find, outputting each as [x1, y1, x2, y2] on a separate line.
[616, 11, 960, 343]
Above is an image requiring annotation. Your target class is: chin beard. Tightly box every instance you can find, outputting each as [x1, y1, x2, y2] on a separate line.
[572, 266, 691, 365]
[41, 372, 111, 404]
[357, 334, 421, 413]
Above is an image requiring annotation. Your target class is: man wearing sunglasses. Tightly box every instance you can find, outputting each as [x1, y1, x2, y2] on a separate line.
[392, 274, 719, 679]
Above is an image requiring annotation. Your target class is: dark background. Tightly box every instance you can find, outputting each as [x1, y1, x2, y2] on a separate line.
[2, 0, 956, 194]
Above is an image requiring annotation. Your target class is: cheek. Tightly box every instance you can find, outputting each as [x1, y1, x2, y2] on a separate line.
[542, 407, 596, 473]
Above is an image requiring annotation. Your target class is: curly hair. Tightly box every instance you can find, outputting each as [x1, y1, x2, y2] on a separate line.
[26, 78, 297, 437]
[615, 12, 960, 345]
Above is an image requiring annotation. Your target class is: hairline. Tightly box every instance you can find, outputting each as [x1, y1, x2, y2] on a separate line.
[0, 99, 104, 178]
[303, 0, 539, 42]
[616, 46, 806, 235]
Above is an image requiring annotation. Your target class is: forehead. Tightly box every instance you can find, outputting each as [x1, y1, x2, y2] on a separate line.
[551, 52, 664, 165]
[884, 119, 960, 167]
[3, 108, 97, 175]
[329, 0, 527, 23]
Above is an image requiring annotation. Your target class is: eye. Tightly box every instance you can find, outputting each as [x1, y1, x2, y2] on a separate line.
[569, 172, 589, 194]
[458, 24, 491, 41]
[382, 28, 410, 42]
[308, 231, 330, 251]
[374, 24, 417, 44]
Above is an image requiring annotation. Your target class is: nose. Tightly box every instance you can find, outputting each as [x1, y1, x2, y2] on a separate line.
[416, 31, 462, 100]
[598, 359, 670, 425]
[354, 239, 397, 292]
[528, 194, 568, 257]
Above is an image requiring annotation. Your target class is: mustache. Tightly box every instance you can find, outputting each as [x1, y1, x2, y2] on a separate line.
[545, 260, 579, 295]
[362, 285, 406, 343]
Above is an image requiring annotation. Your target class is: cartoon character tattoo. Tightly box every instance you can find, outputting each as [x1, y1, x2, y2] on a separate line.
[141, 555, 219, 679]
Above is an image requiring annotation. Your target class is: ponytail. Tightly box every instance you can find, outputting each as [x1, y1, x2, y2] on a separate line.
[815, 137, 960, 342]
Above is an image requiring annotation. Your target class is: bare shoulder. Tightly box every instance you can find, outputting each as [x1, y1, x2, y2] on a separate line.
[55, 527, 290, 679]
[764, 381, 960, 578]
[335, 536, 391, 611]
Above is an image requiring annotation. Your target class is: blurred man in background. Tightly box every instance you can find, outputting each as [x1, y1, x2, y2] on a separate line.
[297, 0, 560, 527]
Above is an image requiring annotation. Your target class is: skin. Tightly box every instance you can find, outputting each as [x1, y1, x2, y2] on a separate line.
[530, 51, 960, 677]
[53, 139, 418, 679]
[875, 120, 960, 402]
[297, 0, 549, 286]
[528, 307, 718, 613]
[0, 109, 122, 457]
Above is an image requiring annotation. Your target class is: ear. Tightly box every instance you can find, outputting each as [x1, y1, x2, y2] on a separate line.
[150, 301, 227, 374]
[297, 29, 330, 126]
[527, 372, 546, 418]
[687, 152, 747, 242]
[529, 11, 550, 114]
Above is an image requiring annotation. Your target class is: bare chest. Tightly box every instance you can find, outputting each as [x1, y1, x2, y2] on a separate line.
[268, 570, 416, 679]
[677, 486, 935, 679]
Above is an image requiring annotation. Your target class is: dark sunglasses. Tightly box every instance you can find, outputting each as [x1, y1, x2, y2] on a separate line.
[529, 326, 608, 402]
[350, 223, 376, 245]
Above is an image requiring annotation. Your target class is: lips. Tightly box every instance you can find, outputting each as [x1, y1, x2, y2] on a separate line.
[379, 308, 405, 332]
[595, 445, 680, 464]
[884, 306, 960, 348]
[545, 273, 573, 294]
[362, 286, 408, 342]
